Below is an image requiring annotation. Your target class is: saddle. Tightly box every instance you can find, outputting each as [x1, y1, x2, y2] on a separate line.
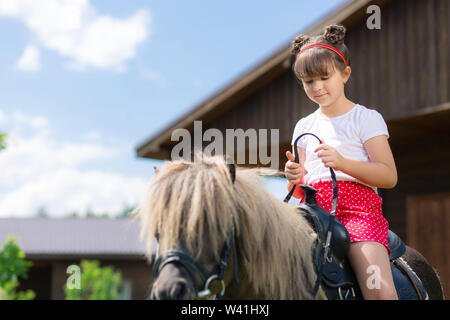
[297, 184, 428, 300]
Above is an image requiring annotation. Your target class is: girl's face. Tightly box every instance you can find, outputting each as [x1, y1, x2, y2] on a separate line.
[301, 65, 351, 107]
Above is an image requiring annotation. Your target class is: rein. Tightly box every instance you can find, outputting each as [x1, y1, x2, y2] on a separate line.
[283, 132, 339, 297]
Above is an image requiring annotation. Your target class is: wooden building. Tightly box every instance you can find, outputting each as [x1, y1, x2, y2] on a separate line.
[136, 0, 450, 298]
[0, 218, 154, 300]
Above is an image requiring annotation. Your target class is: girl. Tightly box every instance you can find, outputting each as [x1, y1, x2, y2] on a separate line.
[284, 24, 398, 300]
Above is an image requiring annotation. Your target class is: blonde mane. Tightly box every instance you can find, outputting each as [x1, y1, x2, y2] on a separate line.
[137, 155, 320, 299]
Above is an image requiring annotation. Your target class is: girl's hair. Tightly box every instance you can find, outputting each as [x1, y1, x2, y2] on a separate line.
[291, 24, 351, 81]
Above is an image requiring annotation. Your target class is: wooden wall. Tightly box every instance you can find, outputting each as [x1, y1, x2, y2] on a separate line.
[407, 191, 450, 299]
[345, 0, 449, 118]
[209, 0, 449, 135]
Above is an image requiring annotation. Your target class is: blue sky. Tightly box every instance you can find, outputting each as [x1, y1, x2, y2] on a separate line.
[0, 0, 345, 217]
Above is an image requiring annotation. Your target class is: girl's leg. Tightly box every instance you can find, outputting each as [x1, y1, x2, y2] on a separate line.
[348, 241, 398, 300]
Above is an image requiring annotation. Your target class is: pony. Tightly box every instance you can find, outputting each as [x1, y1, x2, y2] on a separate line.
[136, 154, 444, 300]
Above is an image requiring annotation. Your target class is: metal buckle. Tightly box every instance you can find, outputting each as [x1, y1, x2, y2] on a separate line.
[197, 274, 226, 300]
[338, 286, 356, 300]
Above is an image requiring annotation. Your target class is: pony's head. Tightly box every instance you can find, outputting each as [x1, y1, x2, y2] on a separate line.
[136, 154, 318, 299]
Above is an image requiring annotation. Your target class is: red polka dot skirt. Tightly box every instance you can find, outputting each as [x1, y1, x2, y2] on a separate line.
[305, 180, 391, 254]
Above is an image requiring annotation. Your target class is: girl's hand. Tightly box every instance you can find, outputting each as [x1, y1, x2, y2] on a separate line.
[314, 143, 345, 170]
[284, 150, 307, 185]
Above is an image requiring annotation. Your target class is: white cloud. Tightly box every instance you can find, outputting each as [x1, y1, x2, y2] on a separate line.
[82, 131, 102, 142]
[0, 109, 7, 124]
[0, 108, 149, 217]
[10, 110, 48, 130]
[0, 168, 146, 218]
[139, 67, 169, 85]
[16, 45, 41, 72]
[0, 0, 151, 71]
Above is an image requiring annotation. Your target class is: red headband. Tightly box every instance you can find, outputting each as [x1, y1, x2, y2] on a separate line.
[297, 44, 348, 67]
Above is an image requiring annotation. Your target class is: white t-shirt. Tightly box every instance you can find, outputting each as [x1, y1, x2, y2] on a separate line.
[291, 104, 389, 189]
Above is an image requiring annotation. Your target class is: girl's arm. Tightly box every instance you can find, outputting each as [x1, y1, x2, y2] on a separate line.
[315, 135, 397, 189]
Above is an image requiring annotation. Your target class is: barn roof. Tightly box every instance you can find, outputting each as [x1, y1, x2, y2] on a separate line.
[0, 218, 154, 260]
[136, 0, 387, 160]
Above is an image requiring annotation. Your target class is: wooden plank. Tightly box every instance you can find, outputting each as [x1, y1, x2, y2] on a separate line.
[267, 82, 273, 131]
[274, 78, 282, 130]
[426, 0, 438, 107]
[261, 87, 267, 130]
[445, 198, 450, 288]
[413, 0, 422, 112]
[417, 0, 427, 110]
[437, 0, 449, 103]
[343, 28, 353, 100]
[279, 75, 286, 141]
[267, 83, 272, 130]
[368, 26, 377, 107]
[374, 10, 384, 111]
[349, 28, 357, 102]
[383, 195, 406, 235]
[358, 25, 367, 105]
[406, 196, 416, 244]
[448, 0, 450, 103]
[429, 200, 441, 273]
[406, 192, 450, 299]
[239, 96, 249, 130]
[291, 74, 300, 128]
[405, 0, 416, 113]
[254, 94, 261, 130]
[284, 74, 293, 142]
[385, 0, 396, 117]
[350, 26, 359, 101]
[289, 74, 296, 133]
[394, 0, 407, 113]
[289, 75, 296, 139]
[266, 83, 272, 130]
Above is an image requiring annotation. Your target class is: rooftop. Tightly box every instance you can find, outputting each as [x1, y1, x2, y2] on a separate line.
[0, 218, 154, 260]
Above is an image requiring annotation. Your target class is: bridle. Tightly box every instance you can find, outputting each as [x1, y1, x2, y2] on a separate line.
[152, 162, 250, 300]
[153, 239, 231, 299]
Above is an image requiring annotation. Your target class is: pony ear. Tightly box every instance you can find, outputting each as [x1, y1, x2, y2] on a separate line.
[227, 163, 236, 184]
[225, 155, 236, 184]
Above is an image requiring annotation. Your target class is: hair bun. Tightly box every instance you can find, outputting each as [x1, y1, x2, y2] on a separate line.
[323, 24, 346, 45]
[291, 34, 310, 55]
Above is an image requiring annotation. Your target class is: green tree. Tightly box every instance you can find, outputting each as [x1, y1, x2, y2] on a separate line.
[65, 211, 80, 219]
[85, 208, 109, 219]
[64, 208, 110, 219]
[35, 206, 49, 218]
[116, 204, 136, 218]
[0, 236, 35, 300]
[0, 133, 7, 151]
[64, 260, 122, 300]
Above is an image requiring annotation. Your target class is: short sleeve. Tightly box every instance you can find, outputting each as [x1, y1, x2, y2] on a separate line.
[291, 119, 307, 148]
[360, 109, 389, 143]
